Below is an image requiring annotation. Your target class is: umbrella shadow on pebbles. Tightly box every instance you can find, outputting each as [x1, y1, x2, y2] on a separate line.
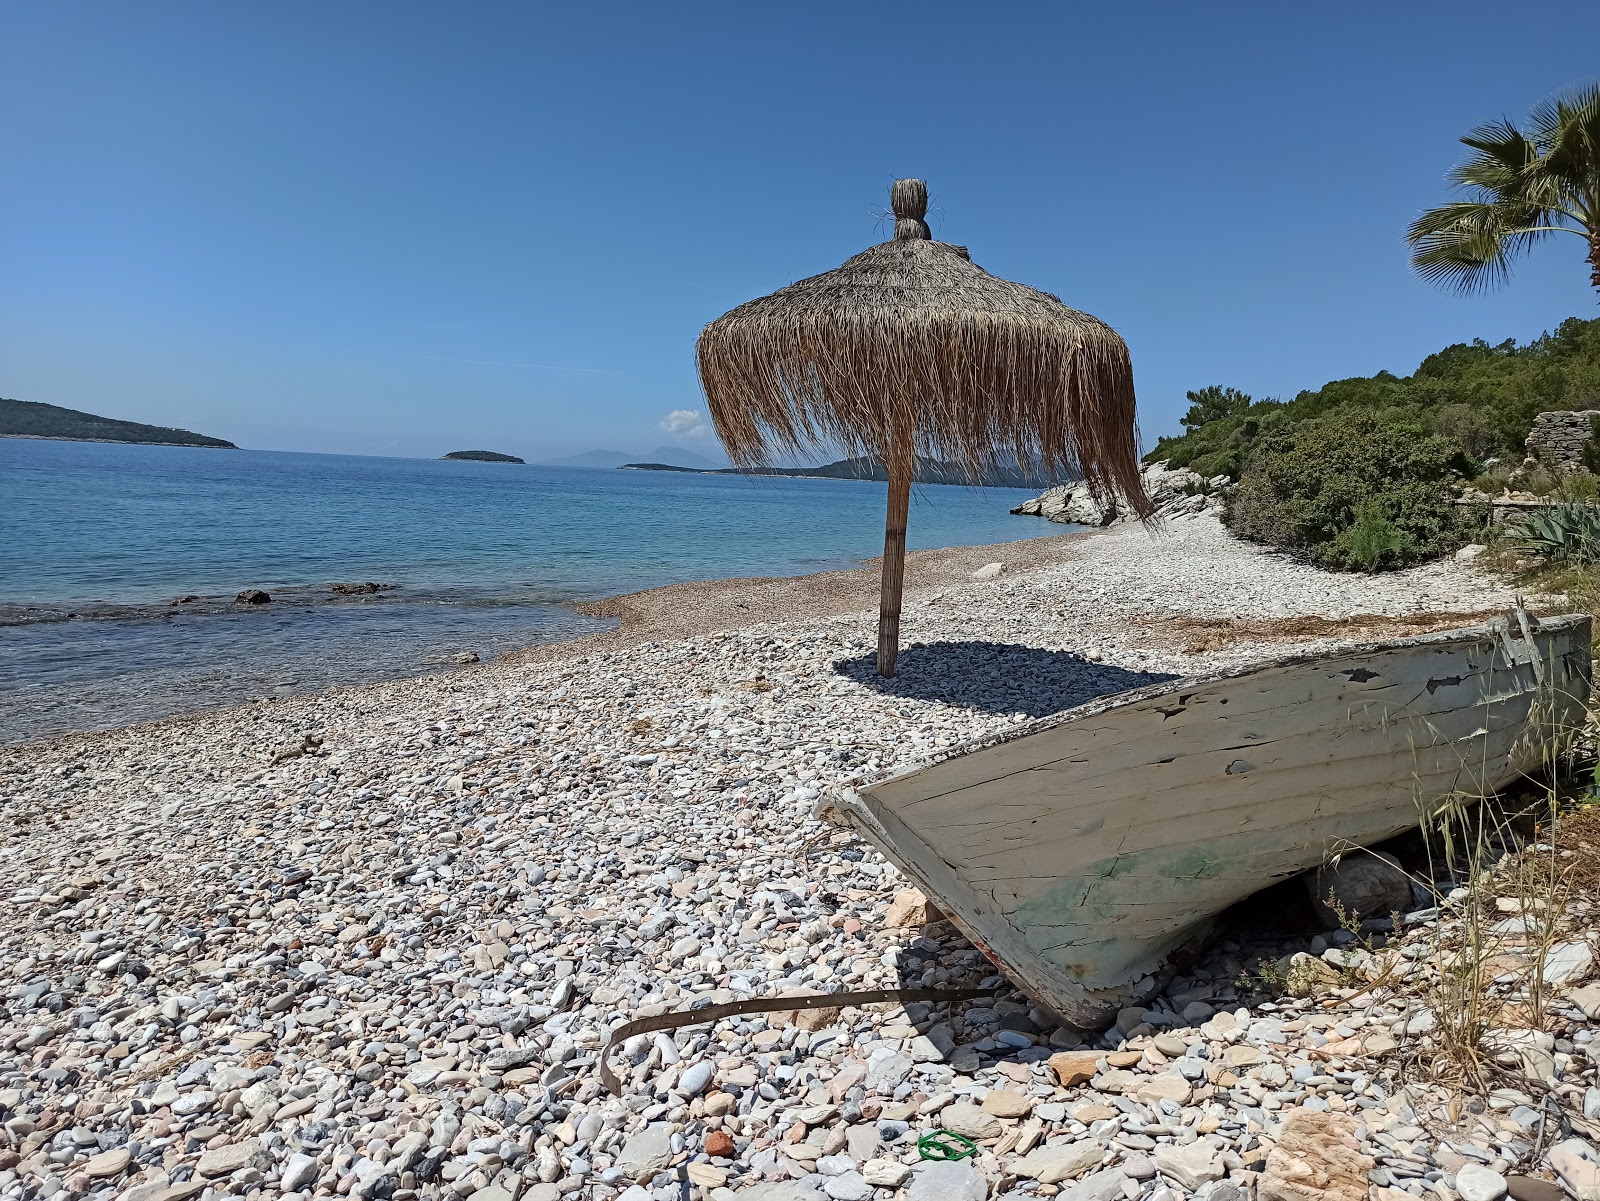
[834, 641, 1175, 717]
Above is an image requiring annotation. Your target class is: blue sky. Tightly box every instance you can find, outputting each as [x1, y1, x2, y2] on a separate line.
[3, 1, 1597, 461]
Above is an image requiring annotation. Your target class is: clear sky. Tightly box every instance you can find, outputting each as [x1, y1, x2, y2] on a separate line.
[3, 1, 1597, 461]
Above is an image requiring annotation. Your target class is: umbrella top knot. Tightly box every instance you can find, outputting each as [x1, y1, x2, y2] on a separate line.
[891, 178, 930, 241]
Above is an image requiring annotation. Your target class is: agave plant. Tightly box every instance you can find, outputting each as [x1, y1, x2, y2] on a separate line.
[1512, 502, 1600, 565]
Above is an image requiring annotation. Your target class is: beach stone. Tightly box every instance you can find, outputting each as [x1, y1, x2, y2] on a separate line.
[982, 1088, 1033, 1117]
[1550, 1140, 1600, 1201]
[1307, 852, 1410, 929]
[1506, 1177, 1566, 1201]
[972, 562, 1004, 579]
[1543, 942, 1594, 987]
[821, 1171, 872, 1201]
[1059, 1168, 1128, 1201]
[941, 1102, 1002, 1140]
[1122, 1156, 1157, 1181]
[1012, 1141, 1103, 1184]
[1276, 951, 1343, 998]
[687, 1164, 728, 1189]
[83, 1149, 130, 1179]
[907, 1159, 987, 1201]
[197, 1139, 269, 1178]
[1049, 1051, 1102, 1087]
[737, 1183, 826, 1200]
[866, 1052, 914, 1093]
[1456, 1163, 1508, 1201]
[1259, 1111, 1373, 1201]
[705, 1129, 736, 1158]
[616, 1124, 674, 1177]
[1135, 1074, 1191, 1105]
[1567, 983, 1600, 1020]
[1155, 1141, 1224, 1190]
[863, 1160, 910, 1187]
[678, 1060, 714, 1095]
[281, 1153, 320, 1192]
[884, 888, 938, 927]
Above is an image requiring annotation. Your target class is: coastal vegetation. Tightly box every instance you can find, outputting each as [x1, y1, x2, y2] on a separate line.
[442, 449, 524, 463]
[1145, 316, 1600, 569]
[0, 396, 235, 448]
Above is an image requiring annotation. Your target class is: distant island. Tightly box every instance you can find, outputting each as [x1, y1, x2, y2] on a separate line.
[622, 454, 1055, 488]
[544, 445, 724, 470]
[1, 397, 235, 448]
[442, 450, 525, 463]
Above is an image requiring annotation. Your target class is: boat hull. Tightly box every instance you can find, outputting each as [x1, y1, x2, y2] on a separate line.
[828, 613, 1591, 1028]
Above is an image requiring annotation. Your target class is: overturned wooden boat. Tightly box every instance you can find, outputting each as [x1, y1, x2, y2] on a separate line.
[822, 611, 1591, 1028]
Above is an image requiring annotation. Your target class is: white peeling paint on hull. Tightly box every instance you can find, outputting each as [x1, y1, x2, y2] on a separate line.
[828, 612, 1591, 1028]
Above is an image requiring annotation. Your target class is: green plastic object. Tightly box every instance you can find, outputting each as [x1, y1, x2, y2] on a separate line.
[917, 1129, 978, 1161]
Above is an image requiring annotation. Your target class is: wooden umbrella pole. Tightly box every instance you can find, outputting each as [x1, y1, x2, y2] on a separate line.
[877, 456, 913, 678]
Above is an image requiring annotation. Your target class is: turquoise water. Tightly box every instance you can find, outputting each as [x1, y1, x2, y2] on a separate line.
[1, 439, 1069, 741]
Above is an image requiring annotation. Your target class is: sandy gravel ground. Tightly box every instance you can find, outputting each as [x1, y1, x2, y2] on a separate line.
[9, 514, 1587, 1201]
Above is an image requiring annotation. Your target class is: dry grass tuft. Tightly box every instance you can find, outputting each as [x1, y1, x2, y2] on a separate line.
[1144, 609, 1511, 653]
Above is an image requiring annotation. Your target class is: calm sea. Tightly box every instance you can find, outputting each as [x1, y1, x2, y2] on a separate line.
[1, 439, 1070, 742]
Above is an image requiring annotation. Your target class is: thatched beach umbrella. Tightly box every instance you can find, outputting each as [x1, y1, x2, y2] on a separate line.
[697, 179, 1147, 678]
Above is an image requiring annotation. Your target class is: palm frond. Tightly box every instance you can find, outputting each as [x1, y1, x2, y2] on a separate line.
[1534, 83, 1600, 207]
[1411, 84, 1600, 294]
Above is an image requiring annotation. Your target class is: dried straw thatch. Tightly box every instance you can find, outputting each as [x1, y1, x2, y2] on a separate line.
[696, 179, 1147, 676]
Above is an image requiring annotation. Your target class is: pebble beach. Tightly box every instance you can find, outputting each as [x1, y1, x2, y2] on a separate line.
[8, 513, 1600, 1201]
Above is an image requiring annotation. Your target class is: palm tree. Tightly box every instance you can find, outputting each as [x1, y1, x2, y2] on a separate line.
[1408, 84, 1600, 298]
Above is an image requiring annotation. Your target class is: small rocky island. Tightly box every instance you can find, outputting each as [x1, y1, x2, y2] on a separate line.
[441, 450, 524, 463]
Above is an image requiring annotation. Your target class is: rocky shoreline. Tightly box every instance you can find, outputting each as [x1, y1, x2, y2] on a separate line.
[1010, 463, 1228, 528]
[6, 514, 1596, 1201]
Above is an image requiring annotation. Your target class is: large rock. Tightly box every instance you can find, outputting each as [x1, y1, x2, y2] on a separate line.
[1306, 850, 1411, 930]
[1011, 461, 1227, 527]
[1259, 1111, 1374, 1201]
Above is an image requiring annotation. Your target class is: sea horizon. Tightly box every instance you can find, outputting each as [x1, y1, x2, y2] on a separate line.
[1, 437, 1075, 742]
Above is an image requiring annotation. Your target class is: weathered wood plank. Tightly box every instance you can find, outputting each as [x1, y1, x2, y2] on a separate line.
[829, 613, 1591, 1027]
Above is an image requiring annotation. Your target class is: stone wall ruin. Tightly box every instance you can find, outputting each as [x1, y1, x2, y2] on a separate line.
[1525, 410, 1600, 470]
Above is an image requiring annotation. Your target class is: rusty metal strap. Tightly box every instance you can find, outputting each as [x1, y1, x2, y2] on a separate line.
[598, 986, 998, 1095]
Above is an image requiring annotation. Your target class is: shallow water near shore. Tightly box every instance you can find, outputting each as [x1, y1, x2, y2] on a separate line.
[1, 438, 1068, 742]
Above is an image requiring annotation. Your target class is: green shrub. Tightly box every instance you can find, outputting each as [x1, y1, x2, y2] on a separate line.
[1336, 501, 1413, 572]
[1223, 411, 1475, 571]
[1512, 503, 1600, 566]
[1148, 317, 1600, 477]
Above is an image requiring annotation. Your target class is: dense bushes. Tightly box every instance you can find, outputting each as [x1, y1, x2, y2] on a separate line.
[1148, 317, 1600, 483]
[1223, 412, 1479, 571]
[1150, 316, 1600, 571]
